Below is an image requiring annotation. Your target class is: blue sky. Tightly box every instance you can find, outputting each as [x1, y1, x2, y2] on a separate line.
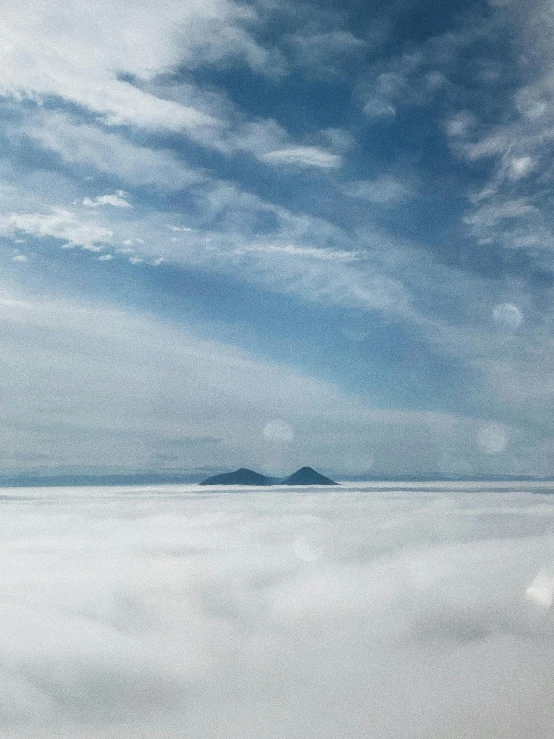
[0, 0, 552, 476]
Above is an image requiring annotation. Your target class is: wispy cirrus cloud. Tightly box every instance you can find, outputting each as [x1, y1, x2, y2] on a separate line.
[284, 28, 367, 78]
[233, 243, 358, 261]
[343, 175, 413, 204]
[0, 0, 552, 476]
[19, 112, 201, 189]
[0, 0, 274, 132]
[261, 146, 342, 168]
[0, 210, 113, 251]
[0, 285, 493, 474]
[81, 192, 132, 209]
[437, 0, 554, 254]
[0, 1, 343, 170]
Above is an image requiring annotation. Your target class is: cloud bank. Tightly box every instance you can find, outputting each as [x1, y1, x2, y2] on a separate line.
[2, 484, 554, 738]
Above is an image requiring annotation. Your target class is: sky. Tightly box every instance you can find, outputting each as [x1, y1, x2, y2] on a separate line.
[1, 0, 554, 475]
[3, 482, 554, 738]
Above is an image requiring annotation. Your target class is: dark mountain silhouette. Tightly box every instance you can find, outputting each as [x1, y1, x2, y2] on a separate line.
[282, 466, 338, 485]
[200, 466, 338, 486]
[199, 468, 274, 486]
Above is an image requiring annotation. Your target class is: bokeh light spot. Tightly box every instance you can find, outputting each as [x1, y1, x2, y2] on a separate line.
[263, 419, 294, 443]
[477, 424, 508, 454]
[492, 303, 522, 331]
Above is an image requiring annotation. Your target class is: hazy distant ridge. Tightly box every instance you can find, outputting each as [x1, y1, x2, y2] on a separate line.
[200, 466, 338, 486]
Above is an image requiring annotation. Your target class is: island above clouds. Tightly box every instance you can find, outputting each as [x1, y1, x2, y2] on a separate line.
[200, 466, 338, 486]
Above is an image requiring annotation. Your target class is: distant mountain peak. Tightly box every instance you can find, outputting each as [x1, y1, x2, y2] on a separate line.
[282, 467, 338, 486]
[200, 466, 338, 486]
[199, 468, 273, 486]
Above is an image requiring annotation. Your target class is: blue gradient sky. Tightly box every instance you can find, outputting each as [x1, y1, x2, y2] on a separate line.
[0, 0, 552, 476]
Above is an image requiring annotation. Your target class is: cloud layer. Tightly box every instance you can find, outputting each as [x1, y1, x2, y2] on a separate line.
[3, 484, 554, 737]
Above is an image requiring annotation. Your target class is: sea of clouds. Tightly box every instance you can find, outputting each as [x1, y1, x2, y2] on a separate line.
[2, 482, 554, 738]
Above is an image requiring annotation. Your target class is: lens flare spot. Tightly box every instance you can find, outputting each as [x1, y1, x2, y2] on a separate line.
[526, 570, 554, 610]
[492, 303, 522, 331]
[292, 537, 319, 562]
[477, 424, 508, 454]
[263, 420, 294, 443]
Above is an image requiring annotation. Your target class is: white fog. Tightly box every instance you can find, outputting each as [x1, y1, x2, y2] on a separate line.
[1, 483, 554, 738]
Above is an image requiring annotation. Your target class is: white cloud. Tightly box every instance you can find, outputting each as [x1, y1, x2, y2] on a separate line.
[285, 29, 366, 77]
[464, 198, 537, 228]
[344, 175, 413, 204]
[4, 168, 410, 320]
[21, 99, 337, 185]
[465, 133, 510, 161]
[439, 1, 554, 252]
[0, 171, 406, 318]
[358, 46, 450, 121]
[82, 192, 132, 209]
[22, 113, 199, 189]
[131, 71, 290, 156]
[445, 111, 475, 137]
[0, 284, 507, 474]
[1, 148, 552, 466]
[0, 0, 359, 179]
[319, 127, 355, 153]
[0, 209, 113, 250]
[261, 146, 342, 169]
[0, 168, 487, 349]
[142, 218, 412, 316]
[0, 0, 276, 133]
[234, 243, 358, 261]
[362, 98, 396, 119]
[1, 485, 554, 737]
